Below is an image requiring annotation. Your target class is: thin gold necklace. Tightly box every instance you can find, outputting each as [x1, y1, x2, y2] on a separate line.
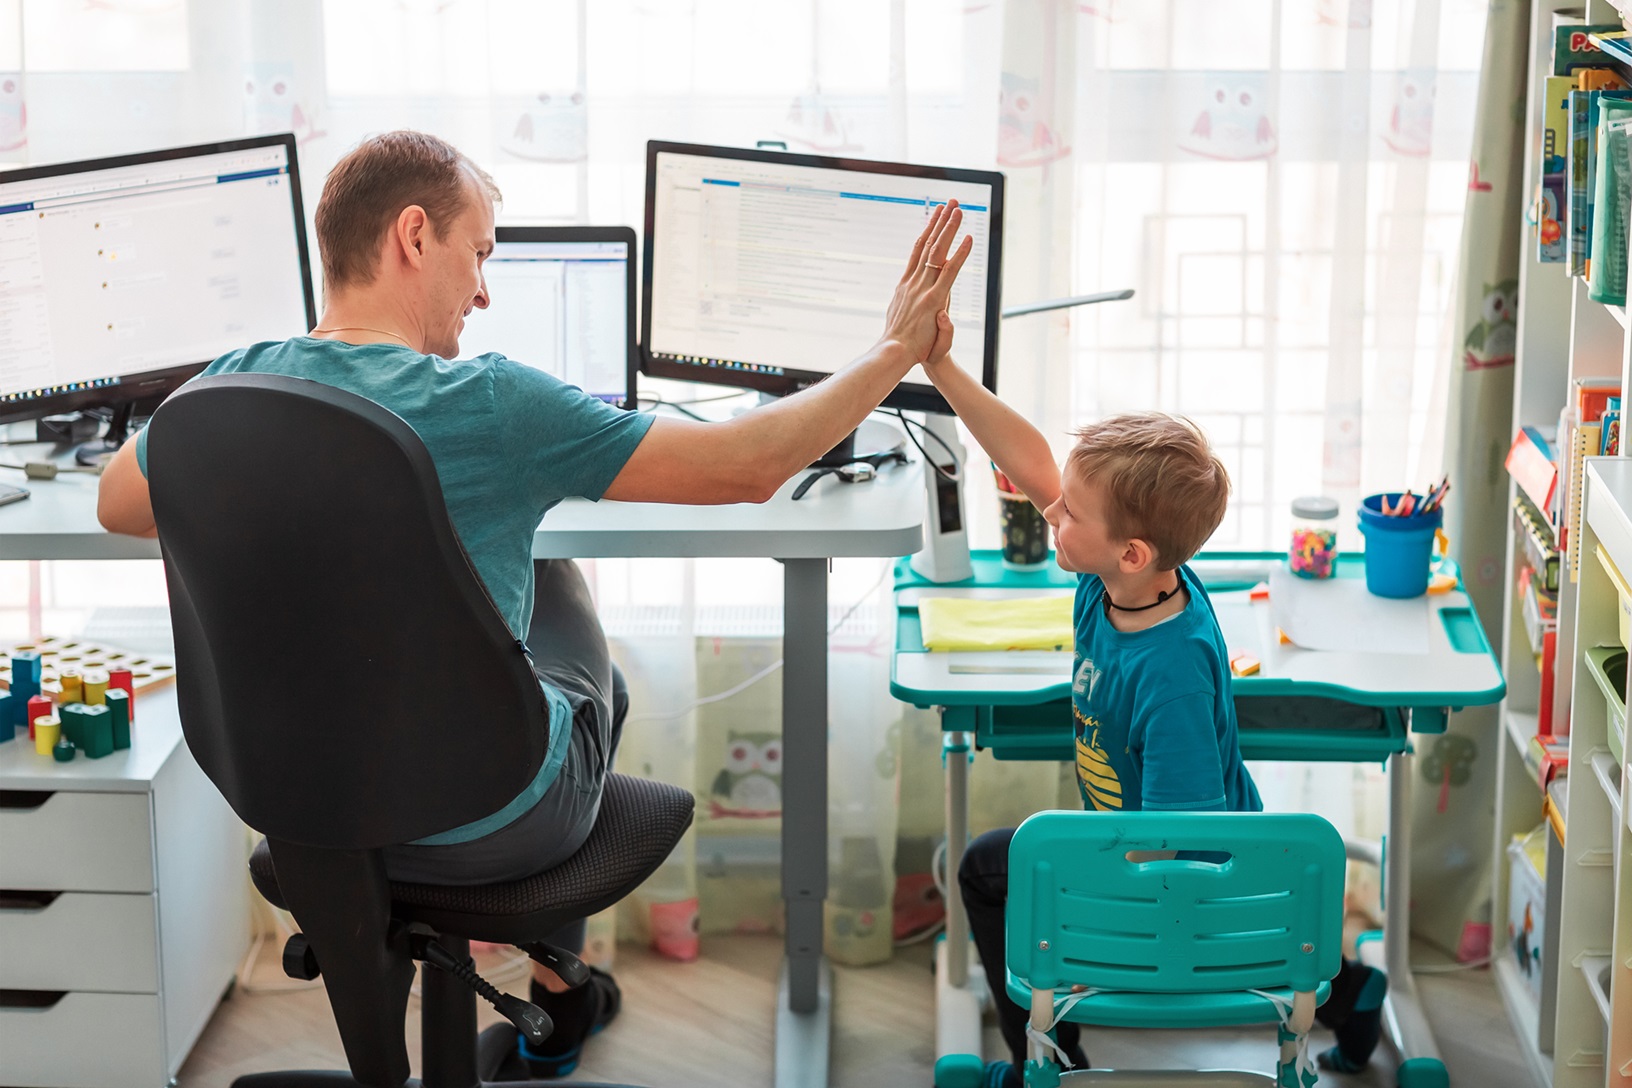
[310, 326, 413, 348]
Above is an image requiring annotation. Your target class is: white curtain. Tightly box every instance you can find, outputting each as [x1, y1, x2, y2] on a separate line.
[3, 0, 1490, 963]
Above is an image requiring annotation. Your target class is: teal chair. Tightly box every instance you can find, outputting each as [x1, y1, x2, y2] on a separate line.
[1005, 811, 1345, 1088]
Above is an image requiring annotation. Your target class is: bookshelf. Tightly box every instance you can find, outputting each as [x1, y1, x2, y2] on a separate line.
[1497, 4, 1632, 1087]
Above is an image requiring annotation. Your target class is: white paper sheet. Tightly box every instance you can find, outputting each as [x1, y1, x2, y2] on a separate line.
[1267, 565, 1429, 654]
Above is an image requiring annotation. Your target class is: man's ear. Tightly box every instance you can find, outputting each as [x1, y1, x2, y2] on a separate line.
[395, 204, 430, 267]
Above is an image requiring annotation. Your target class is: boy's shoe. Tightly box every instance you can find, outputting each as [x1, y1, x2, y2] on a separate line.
[1316, 964, 1387, 1072]
[982, 1042, 1091, 1088]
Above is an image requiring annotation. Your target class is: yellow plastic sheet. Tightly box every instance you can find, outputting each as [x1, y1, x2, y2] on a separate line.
[917, 594, 1073, 652]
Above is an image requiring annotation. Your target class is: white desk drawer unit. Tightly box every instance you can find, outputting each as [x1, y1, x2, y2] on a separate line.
[0, 690, 248, 1088]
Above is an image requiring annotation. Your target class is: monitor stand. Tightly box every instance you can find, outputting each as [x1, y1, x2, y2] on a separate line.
[73, 403, 136, 468]
[811, 418, 903, 468]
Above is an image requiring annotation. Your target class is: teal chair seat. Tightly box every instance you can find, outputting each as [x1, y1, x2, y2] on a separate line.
[1006, 973, 1332, 1029]
[1007, 811, 1346, 1087]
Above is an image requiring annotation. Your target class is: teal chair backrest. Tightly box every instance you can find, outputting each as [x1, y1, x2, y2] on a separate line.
[1007, 811, 1344, 996]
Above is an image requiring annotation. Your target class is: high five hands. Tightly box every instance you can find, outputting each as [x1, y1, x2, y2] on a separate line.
[881, 200, 974, 367]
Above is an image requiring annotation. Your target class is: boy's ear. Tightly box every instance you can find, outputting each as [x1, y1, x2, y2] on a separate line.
[1119, 537, 1157, 574]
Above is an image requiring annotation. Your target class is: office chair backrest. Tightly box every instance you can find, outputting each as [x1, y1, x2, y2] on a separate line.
[1008, 811, 1344, 995]
[147, 373, 548, 848]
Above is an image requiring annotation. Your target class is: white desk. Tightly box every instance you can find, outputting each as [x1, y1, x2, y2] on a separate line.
[0, 451, 926, 1088]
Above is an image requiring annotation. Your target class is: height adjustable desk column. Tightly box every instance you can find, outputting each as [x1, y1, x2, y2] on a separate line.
[535, 461, 924, 1088]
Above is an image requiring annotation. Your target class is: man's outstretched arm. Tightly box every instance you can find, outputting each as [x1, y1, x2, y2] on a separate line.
[603, 202, 974, 505]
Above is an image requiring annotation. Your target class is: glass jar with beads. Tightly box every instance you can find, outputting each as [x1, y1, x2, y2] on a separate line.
[1288, 496, 1339, 579]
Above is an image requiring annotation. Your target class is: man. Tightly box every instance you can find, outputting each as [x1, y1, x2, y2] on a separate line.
[98, 129, 971, 1076]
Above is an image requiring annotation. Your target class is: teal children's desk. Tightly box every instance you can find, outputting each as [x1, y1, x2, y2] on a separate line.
[891, 551, 1505, 1088]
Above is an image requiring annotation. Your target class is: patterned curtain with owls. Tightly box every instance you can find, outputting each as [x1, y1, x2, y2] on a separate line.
[3, 0, 1494, 966]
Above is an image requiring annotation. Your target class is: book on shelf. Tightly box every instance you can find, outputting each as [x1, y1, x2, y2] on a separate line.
[1567, 76, 1630, 276]
[1602, 395, 1621, 454]
[1562, 378, 1621, 579]
[1513, 493, 1560, 592]
[1529, 733, 1569, 791]
[1539, 626, 1562, 737]
[1589, 102, 1632, 303]
[1506, 425, 1559, 524]
[1542, 74, 1574, 263]
[1555, 22, 1624, 74]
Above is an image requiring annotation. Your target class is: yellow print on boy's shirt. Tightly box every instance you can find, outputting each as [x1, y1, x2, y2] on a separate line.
[1073, 705, 1123, 811]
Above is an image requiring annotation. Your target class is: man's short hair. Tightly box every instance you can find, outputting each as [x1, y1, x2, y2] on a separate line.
[314, 130, 501, 292]
[1064, 412, 1230, 570]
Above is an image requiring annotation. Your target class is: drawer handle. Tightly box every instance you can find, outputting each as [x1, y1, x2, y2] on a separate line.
[0, 791, 54, 810]
[0, 990, 66, 1009]
[0, 891, 60, 911]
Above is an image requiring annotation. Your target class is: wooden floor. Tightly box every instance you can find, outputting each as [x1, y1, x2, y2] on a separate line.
[180, 935, 1532, 1087]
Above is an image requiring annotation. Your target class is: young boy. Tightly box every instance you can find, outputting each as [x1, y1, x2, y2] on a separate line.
[917, 354, 1385, 1086]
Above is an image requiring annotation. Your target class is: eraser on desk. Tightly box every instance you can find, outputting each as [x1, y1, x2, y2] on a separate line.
[1249, 582, 1270, 601]
[1427, 571, 1459, 595]
[1276, 627, 1292, 645]
[1230, 652, 1261, 677]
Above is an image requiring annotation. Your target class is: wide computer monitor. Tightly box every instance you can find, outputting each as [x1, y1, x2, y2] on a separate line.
[641, 141, 1004, 416]
[455, 226, 636, 408]
[0, 134, 316, 457]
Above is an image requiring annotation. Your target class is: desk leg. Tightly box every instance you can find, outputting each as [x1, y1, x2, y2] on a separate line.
[775, 558, 831, 1088]
[935, 728, 989, 1087]
[1361, 746, 1449, 1088]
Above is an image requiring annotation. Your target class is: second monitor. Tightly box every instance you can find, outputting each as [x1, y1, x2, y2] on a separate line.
[457, 226, 637, 408]
[641, 141, 1004, 416]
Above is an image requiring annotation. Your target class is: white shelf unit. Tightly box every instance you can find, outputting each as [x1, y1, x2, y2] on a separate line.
[1562, 460, 1632, 1087]
[1497, 4, 1632, 1087]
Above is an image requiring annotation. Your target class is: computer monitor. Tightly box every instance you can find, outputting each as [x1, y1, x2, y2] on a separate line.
[0, 134, 316, 459]
[641, 141, 1004, 416]
[456, 226, 636, 408]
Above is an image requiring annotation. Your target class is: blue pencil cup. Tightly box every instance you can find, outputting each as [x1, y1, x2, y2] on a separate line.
[1358, 494, 1443, 598]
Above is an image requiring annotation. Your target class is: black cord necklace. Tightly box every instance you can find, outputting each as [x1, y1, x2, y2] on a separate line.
[1101, 576, 1182, 614]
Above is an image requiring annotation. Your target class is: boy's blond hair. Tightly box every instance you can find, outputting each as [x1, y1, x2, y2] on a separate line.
[1065, 412, 1230, 570]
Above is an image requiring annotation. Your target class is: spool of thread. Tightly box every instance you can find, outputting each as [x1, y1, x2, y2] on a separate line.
[105, 689, 130, 750]
[26, 694, 52, 740]
[33, 715, 60, 756]
[57, 668, 83, 705]
[107, 667, 135, 720]
[83, 668, 108, 706]
[53, 737, 75, 762]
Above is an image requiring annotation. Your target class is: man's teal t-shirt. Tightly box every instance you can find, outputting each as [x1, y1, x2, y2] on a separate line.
[1070, 565, 1261, 814]
[136, 337, 654, 843]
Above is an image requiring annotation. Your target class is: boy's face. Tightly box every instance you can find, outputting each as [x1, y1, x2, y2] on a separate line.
[1043, 471, 1126, 575]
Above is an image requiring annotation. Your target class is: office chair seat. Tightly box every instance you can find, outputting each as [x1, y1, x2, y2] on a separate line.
[249, 773, 692, 944]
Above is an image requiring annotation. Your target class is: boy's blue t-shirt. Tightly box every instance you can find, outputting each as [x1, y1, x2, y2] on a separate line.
[1071, 565, 1261, 814]
[136, 337, 654, 844]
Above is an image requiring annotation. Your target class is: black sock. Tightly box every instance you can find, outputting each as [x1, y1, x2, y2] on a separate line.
[527, 978, 597, 1058]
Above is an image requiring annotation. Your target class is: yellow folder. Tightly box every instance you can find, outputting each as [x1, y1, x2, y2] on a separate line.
[918, 594, 1074, 652]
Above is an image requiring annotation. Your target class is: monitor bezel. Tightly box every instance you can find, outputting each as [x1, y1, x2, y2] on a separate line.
[490, 224, 638, 411]
[0, 132, 318, 426]
[640, 140, 1004, 415]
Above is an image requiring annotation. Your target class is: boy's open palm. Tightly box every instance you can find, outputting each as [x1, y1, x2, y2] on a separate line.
[881, 200, 974, 364]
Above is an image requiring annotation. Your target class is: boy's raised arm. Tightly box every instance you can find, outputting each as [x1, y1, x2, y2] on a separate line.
[921, 354, 1062, 511]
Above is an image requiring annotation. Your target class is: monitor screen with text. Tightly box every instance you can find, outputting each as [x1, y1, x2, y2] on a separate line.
[642, 143, 1003, 414]
[0, 136, 314, 421]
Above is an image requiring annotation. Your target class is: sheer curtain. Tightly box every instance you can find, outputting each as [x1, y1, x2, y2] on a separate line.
[3, 0, 1489, 962]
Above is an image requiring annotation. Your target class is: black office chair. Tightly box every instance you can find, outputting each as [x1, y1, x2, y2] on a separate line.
[146, 373, 693, 1088]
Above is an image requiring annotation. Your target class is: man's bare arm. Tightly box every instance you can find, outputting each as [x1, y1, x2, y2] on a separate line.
[97, 440, 157, 537]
